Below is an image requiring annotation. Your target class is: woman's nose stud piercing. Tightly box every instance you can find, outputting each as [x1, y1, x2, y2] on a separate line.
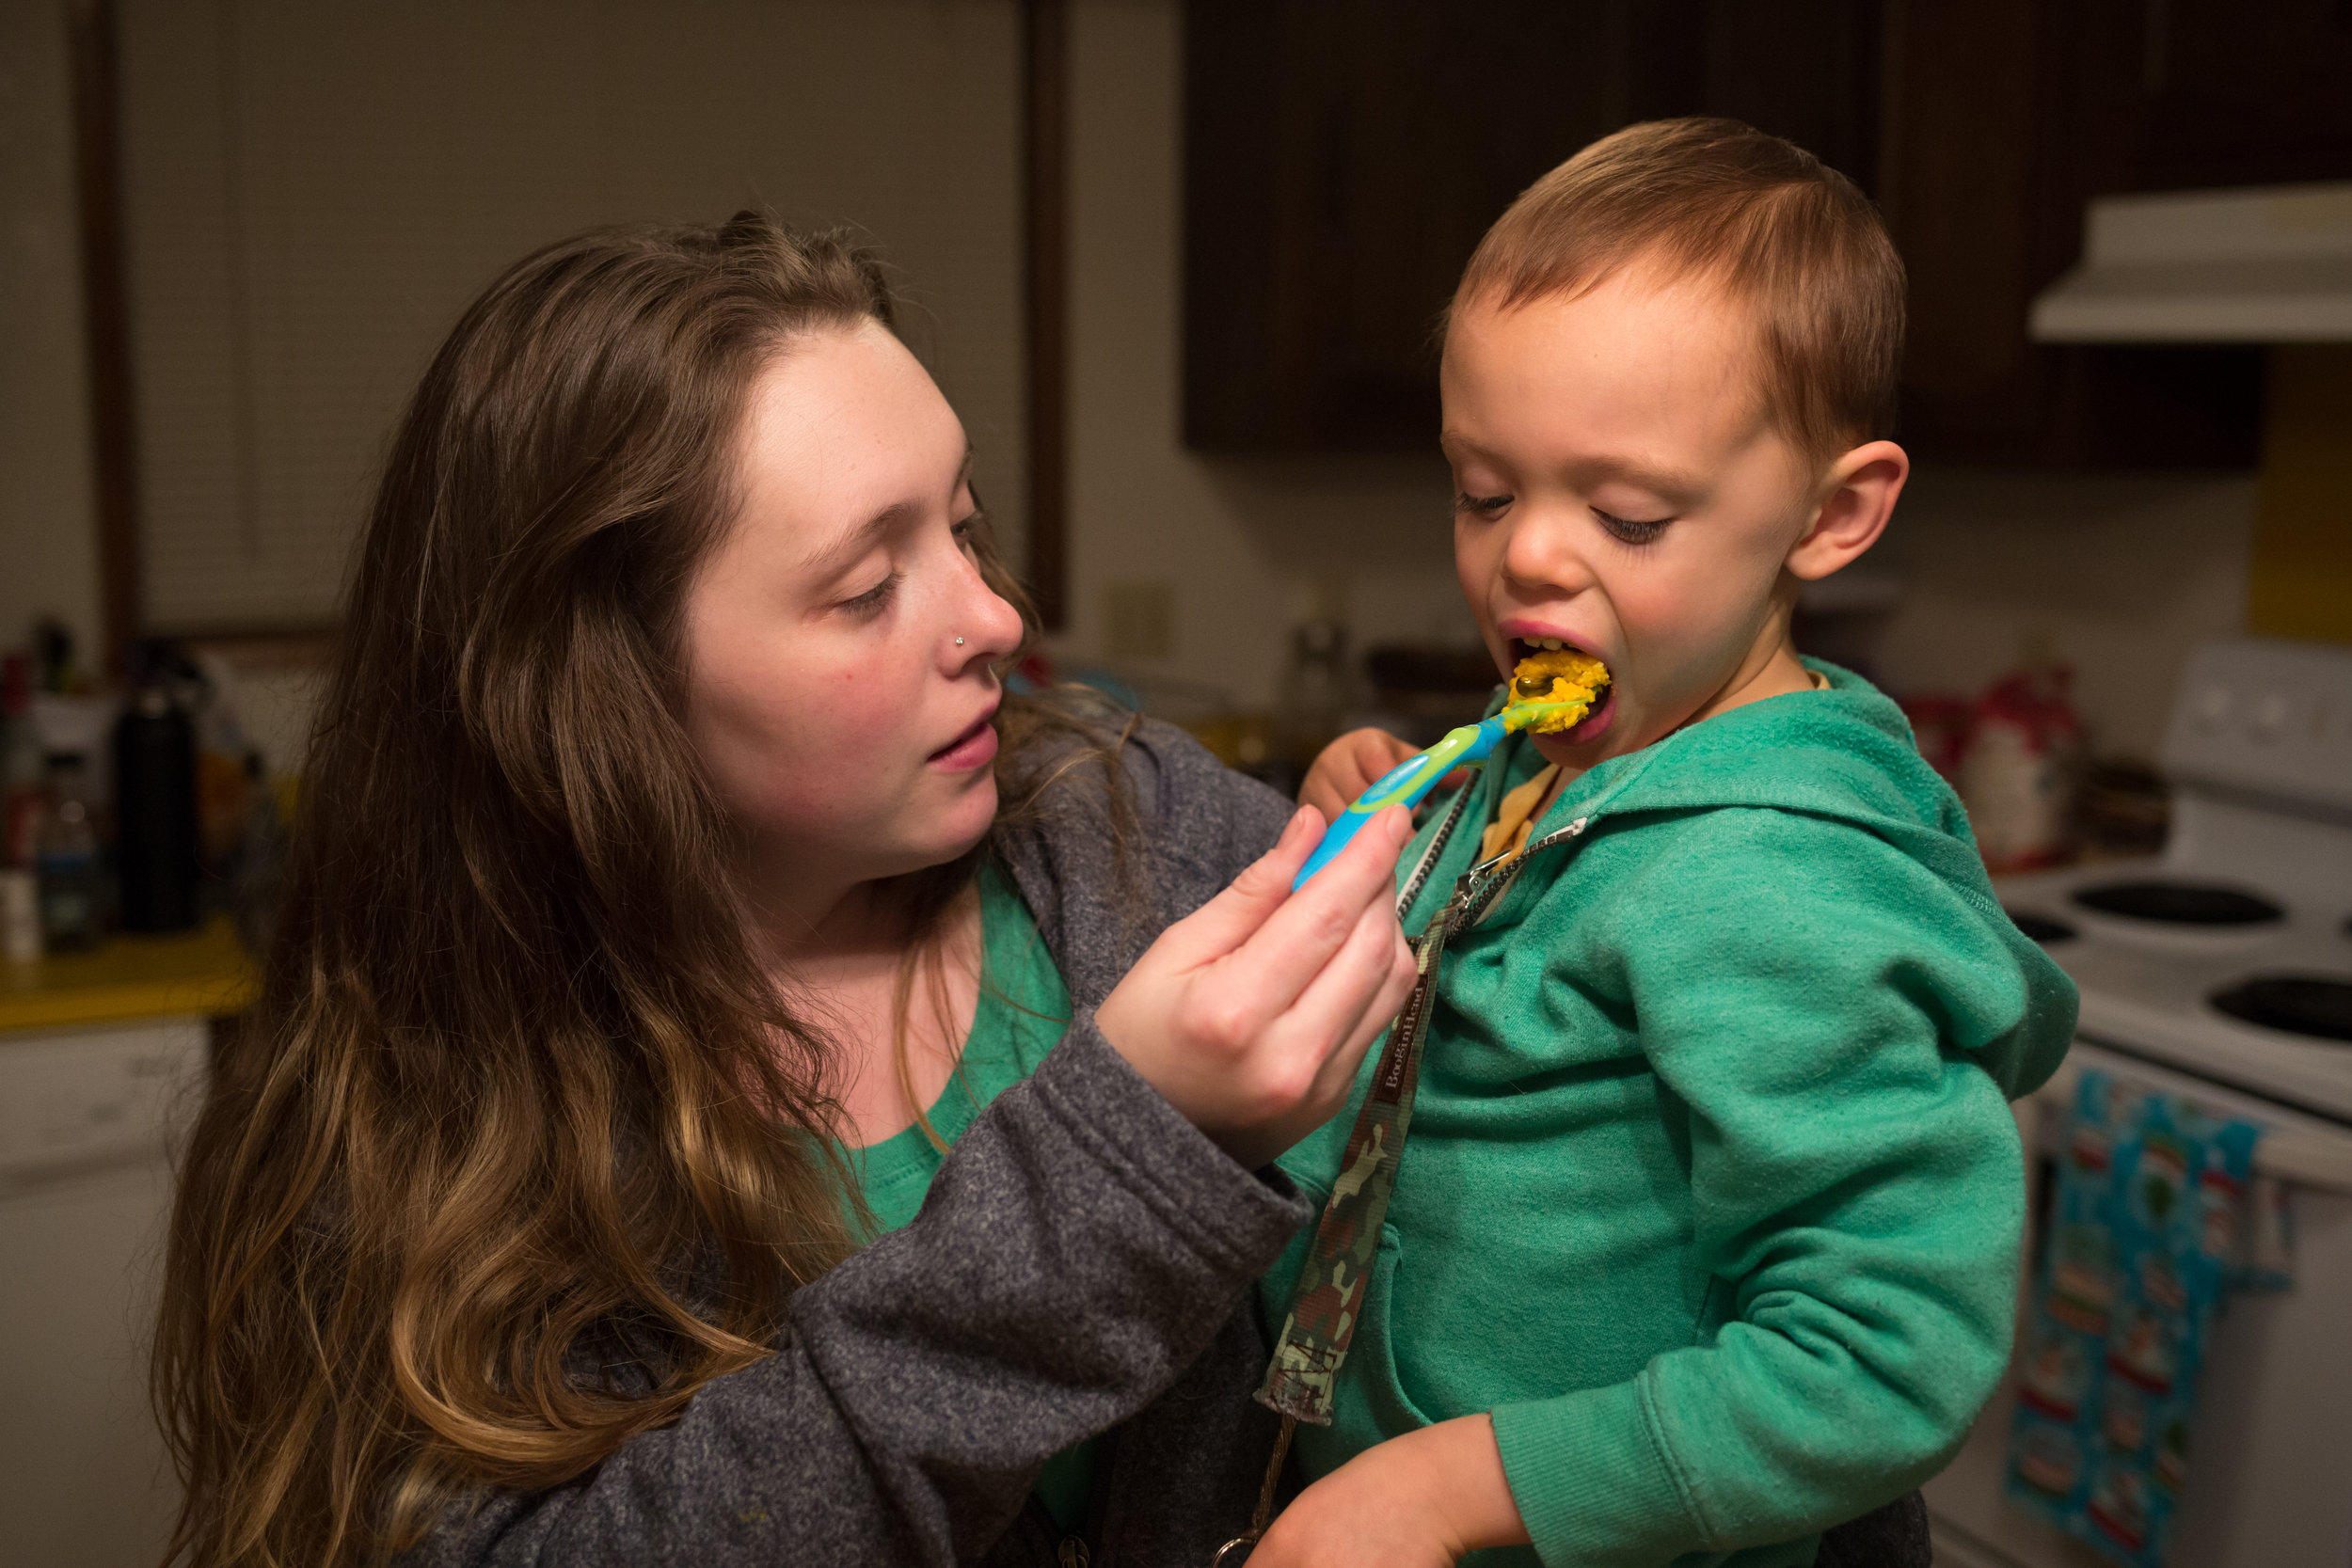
[955, 636, 965, 645]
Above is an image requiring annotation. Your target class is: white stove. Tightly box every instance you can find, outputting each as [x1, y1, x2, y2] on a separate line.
[1995, 636, 2352, 1122]
[1929, 636, 2352, 1568]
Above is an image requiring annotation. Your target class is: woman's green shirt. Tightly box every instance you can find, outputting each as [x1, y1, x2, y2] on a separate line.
[843, 862, 1095, 1535]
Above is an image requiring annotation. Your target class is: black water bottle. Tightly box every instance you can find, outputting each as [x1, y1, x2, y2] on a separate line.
[114, 678, 200, 932]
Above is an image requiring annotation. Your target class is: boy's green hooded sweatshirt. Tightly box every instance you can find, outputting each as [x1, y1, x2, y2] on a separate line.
[1266, 663, 2076, 1568]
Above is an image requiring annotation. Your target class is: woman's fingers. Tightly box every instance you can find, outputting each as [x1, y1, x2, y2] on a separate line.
[1339, 926, 1420, 1083]
[1094, 800, 1417, 1167]
[1274, 875, 1419, 1103]
[1150, 804, 1325, 966]
[1203, 805, 1410, 1028]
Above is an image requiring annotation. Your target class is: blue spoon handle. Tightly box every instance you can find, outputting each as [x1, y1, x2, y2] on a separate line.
[1292, 716, 1508, 889]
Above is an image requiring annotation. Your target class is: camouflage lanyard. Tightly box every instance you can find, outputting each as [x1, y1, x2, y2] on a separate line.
[1212, 792, 1595, 1565]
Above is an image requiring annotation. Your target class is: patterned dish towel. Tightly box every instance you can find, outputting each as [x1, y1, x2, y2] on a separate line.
[2004, 1069, 2295, 1567]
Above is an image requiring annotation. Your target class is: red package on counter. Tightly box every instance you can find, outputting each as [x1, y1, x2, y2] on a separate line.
[1899, 694, 1974, 784]
[1960, 665, 2084, 872]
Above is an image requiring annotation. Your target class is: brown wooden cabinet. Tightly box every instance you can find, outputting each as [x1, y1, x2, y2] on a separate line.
[1183, 0, 2352, 467]
[1881, 0, 2350, 466]
[1183, 0, 1881, 452]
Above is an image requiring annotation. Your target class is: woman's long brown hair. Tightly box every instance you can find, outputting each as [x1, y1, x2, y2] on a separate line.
[152, 214, 1127, 1567]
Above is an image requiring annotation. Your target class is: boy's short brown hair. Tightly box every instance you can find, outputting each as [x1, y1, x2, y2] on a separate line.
[1454, 117, 1904, 466]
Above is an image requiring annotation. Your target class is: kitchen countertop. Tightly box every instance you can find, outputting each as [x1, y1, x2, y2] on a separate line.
[0, 917, 256, 1034]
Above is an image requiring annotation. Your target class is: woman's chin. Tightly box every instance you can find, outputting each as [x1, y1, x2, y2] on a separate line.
[903, 769, 998, 871]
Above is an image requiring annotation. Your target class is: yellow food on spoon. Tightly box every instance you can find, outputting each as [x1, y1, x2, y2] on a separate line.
[1505, 646, 1611, 734]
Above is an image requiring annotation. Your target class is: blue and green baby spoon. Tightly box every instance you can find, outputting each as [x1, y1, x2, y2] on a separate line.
[1291, 657, 1609, 888]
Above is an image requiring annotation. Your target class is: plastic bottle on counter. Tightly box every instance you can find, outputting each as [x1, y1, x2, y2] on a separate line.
[0, 865, 37, 962]
[36, 753, 103, 952]
[115, 673, 201, 933]
[1, 652, 45, 869]
[1272, 615, 1359, 789]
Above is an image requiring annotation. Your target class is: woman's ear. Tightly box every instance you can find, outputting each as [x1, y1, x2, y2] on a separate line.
[1788, 440, 1907, 581]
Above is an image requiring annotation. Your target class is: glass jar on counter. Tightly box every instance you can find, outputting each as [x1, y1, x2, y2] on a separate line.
[35, 753, 103, 953]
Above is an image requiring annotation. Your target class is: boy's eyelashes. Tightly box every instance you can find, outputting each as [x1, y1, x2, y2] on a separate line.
[1453, 489, 1675, 547]
[1593, 507, 1672, 546]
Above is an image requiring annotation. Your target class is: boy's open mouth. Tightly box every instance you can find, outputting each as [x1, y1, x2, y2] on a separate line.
[1507, 637, 1614, 742]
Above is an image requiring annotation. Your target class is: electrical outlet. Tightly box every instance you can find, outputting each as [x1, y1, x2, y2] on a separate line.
[1104, 580, 1175, 660]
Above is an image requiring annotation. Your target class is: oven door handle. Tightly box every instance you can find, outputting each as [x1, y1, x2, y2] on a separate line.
[2027, 1059, 2352, 1198]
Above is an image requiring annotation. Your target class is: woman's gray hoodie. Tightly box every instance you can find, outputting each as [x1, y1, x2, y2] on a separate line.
[414, 720, 1307, 1568]
[409, 717, 1928, 1567]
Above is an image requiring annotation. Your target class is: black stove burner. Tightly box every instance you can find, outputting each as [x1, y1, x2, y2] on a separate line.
[2006, 911, 2076, 945]
[2072, 879, 2284, 927]
[2210, 974, 2352, 1043]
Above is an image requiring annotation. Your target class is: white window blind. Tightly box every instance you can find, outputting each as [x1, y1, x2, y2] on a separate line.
[119, 0, 1025, 634]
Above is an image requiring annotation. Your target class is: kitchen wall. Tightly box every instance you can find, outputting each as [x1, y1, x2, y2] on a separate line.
[0, 3, 103, 663]
[119, 0, 1026, 635]
[1869, 469, 2258, 760]
[4, 0, 2273, 771]
[1060, 0, 1470, 715]
[1057, 0, 2260, 764]
[2248, 345, 2352, 646]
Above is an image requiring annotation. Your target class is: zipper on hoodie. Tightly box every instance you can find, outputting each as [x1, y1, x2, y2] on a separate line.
[1395, 784, 1476, 924]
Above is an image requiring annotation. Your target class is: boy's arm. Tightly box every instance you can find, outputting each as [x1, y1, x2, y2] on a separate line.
[1250, 1416, 1527, 1568]
[1489, 807, 2062, 1565]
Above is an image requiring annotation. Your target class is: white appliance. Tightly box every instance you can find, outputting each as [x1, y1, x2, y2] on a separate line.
[1927, 636, 2352, 1568]
[2029, 182, 2352, 342]
[0, 1019, 206, 1567]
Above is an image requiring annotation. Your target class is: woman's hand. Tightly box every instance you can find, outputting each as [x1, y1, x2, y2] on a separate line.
[1298, 728, 1470, 825]
[1246, 1416, 1530, 1568]
[1094, 804, 1418, 1170]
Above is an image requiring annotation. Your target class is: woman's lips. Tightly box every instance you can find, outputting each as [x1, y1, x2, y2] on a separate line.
[929, 709, 1000, 769]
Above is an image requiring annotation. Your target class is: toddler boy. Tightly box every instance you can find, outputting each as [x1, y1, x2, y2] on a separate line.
[1257, 119, 2076, 1568]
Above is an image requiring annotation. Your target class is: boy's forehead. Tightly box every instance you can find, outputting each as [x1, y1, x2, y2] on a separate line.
[1441, 268, 1775, 465]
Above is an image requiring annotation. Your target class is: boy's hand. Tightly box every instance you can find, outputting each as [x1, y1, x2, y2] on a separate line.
[1246, 1415, 1529, 1568]
[1300, 728, 1469, 823]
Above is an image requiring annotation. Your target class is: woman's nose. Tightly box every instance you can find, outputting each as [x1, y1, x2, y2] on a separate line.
[947, 564, 1025, 670]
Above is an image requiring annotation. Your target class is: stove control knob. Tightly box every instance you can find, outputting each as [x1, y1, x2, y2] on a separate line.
[2249, 692, 2290, 743]
[2193, 683, 2232, 734]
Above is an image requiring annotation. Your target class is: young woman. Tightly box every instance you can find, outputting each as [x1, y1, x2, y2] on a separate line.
[154, 214, 1418, 1568]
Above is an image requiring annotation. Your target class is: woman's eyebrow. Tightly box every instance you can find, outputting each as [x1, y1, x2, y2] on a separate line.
[799, 502, 914, 575]
[797, 450, 977, 574]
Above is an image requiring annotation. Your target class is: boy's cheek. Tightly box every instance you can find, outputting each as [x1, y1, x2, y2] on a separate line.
[1453, 546, 1507, 646]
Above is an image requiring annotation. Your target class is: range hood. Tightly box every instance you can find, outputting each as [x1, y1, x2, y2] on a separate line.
[2028, 182, 2352, 343]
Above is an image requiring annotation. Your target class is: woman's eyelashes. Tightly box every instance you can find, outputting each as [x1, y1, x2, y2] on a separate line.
[839, 512, 977, 615]
[1593, 507, 1672, 546]
[838, 570, 903, 617]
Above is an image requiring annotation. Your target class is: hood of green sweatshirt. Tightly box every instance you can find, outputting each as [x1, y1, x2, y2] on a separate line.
[1410, 658, 2074, 1100]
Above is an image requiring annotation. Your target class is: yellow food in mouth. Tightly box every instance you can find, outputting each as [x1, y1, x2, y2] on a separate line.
[1504, 647, 1611, 734]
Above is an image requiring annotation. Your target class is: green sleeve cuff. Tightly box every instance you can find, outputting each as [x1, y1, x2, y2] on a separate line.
[1491, 1378, 1708, 1568]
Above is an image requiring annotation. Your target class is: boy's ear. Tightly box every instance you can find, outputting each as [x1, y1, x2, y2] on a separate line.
[1788, 440, 1907, 581]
